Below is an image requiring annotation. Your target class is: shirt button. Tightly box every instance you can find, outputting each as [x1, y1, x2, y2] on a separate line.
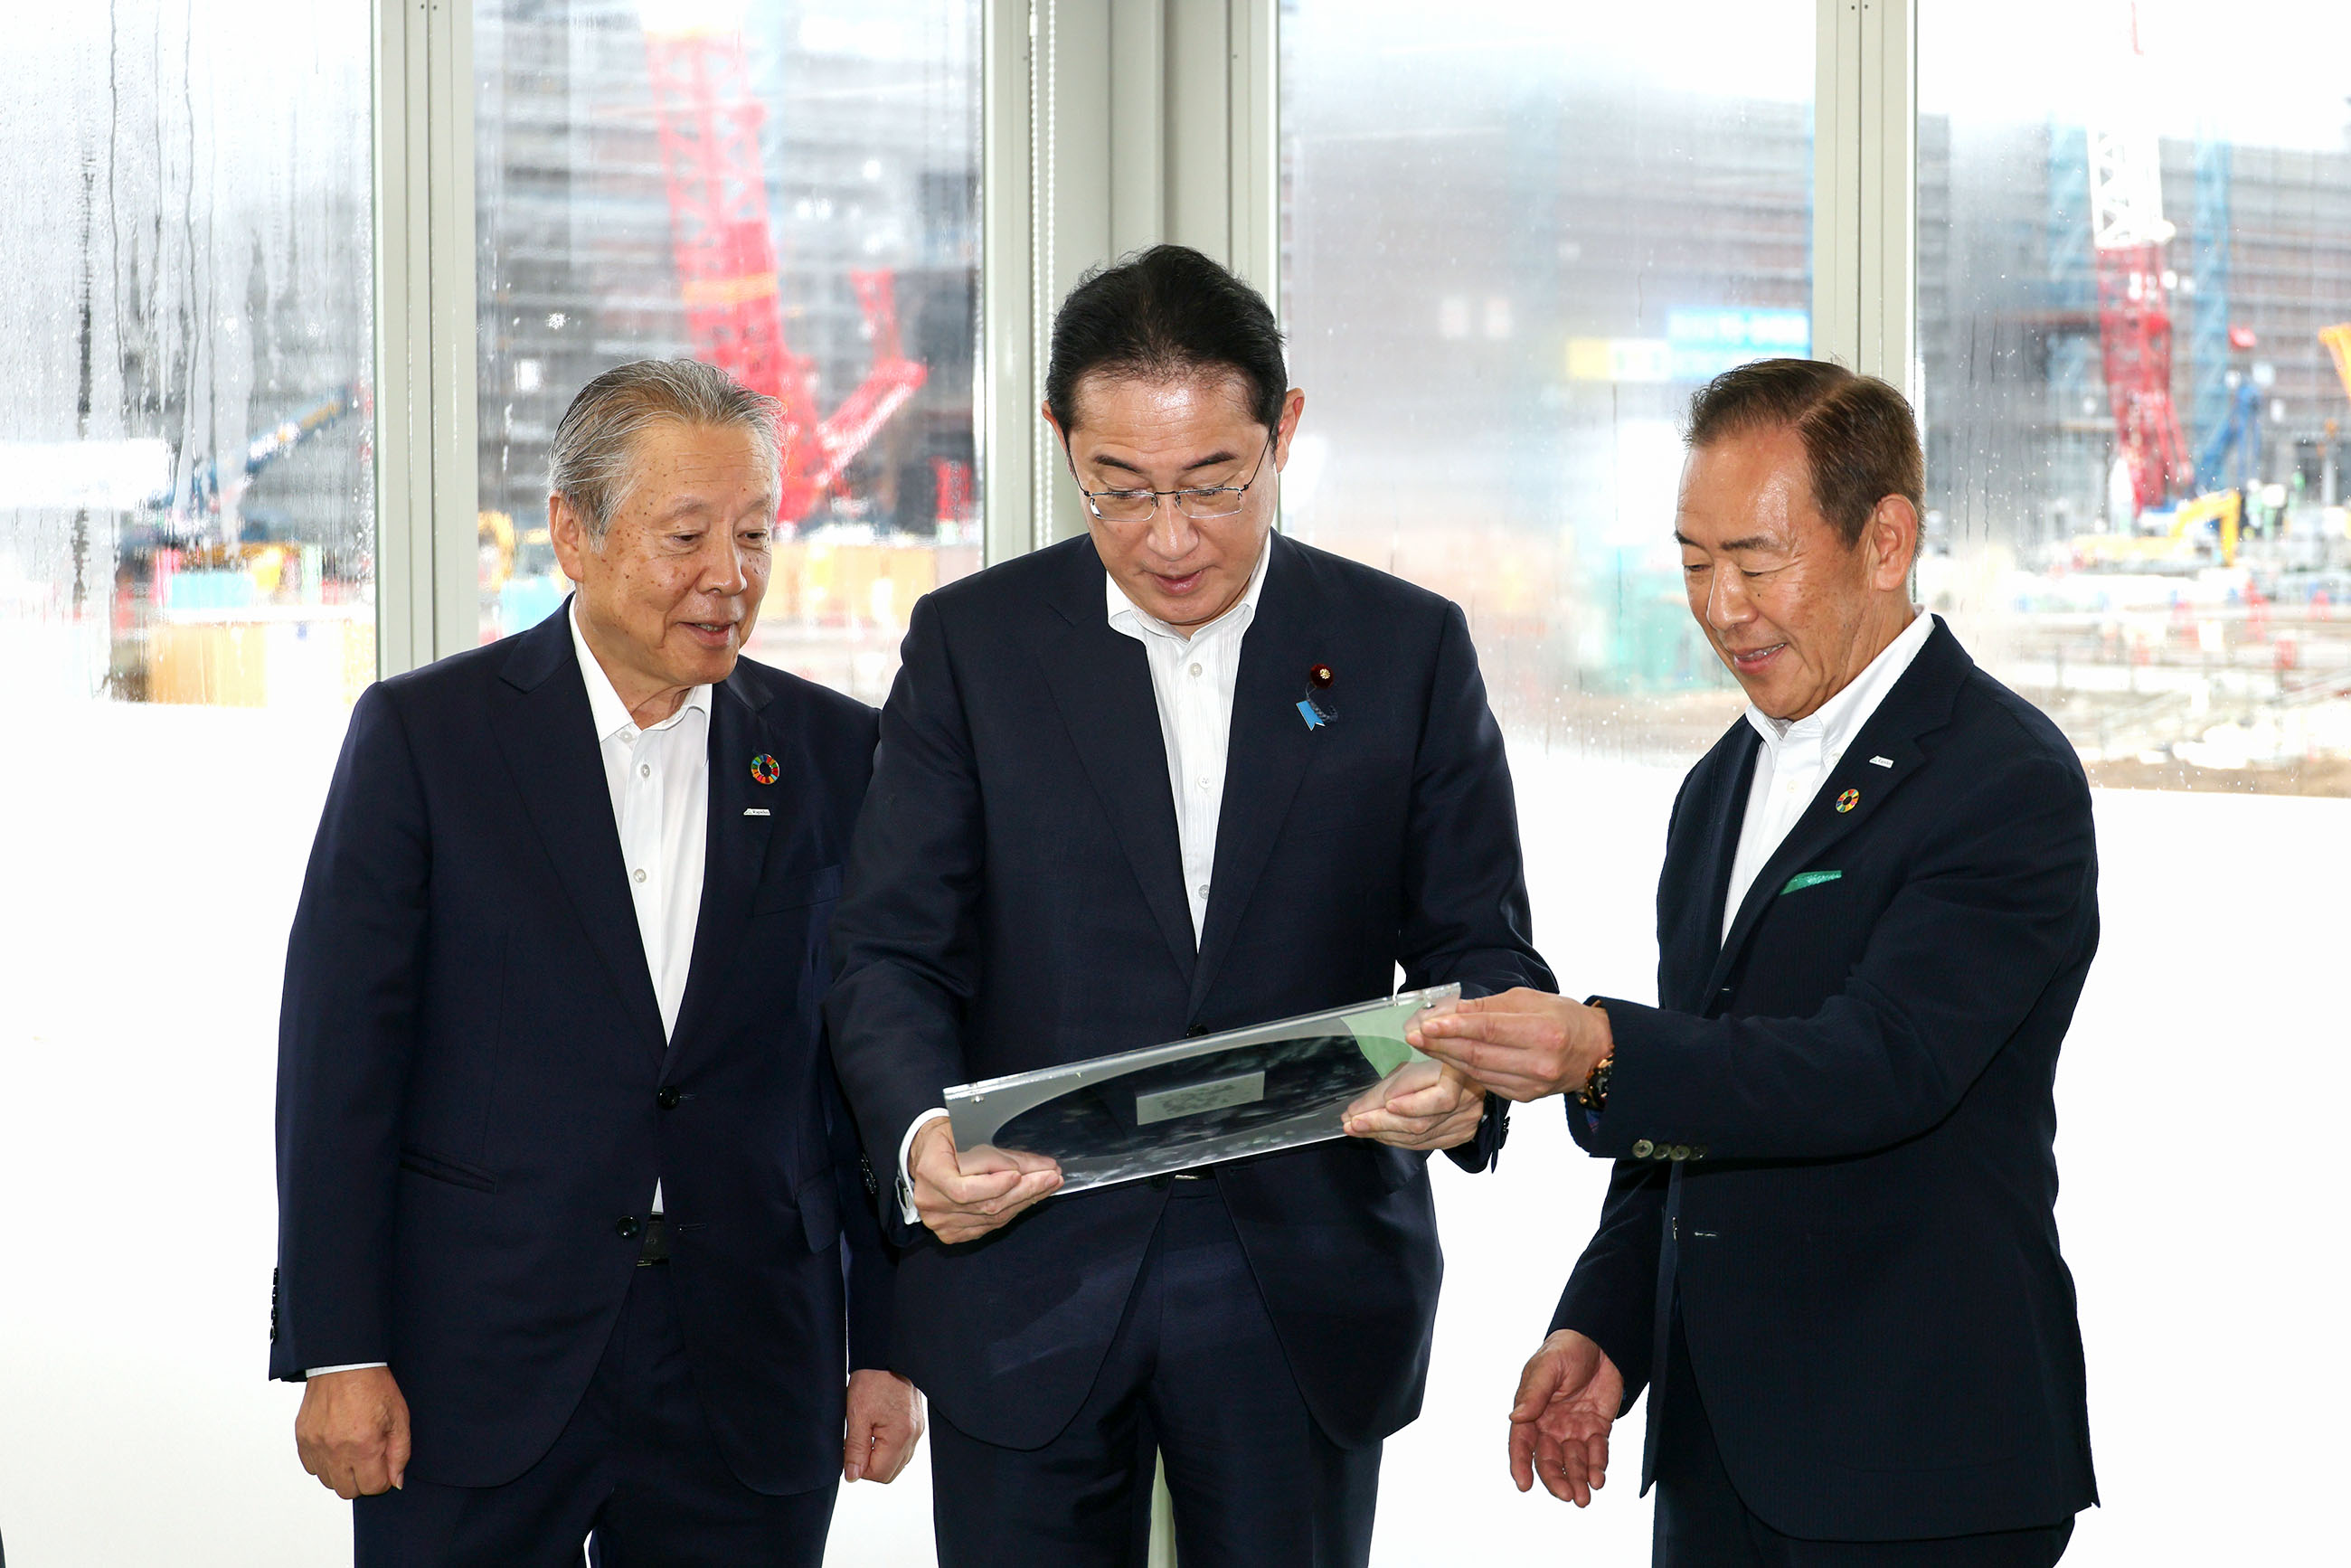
[639, 763, 650, 778]
[1196, 776, 1210, 790]
[632, 868, 647, 884]
[1189, 663, 1203, 677]
[1196, 884, 1211, 901]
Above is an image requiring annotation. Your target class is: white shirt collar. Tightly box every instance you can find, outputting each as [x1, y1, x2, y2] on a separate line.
[1742, 608, 1936, 759]
[1105, 534, 1274, 644]
[569, 597, 712, 742]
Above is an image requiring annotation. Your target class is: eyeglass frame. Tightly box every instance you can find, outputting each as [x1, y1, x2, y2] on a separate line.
[1063, 433, 1277, 524]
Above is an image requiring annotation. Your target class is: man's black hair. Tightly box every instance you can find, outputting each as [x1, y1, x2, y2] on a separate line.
[1044, 244, 1288, 435]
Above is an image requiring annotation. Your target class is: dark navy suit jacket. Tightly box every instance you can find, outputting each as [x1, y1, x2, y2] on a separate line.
[1555, 619, 2099, 1540]
[825, 532, 1553, 1452]
[271, 604, 891, 1495]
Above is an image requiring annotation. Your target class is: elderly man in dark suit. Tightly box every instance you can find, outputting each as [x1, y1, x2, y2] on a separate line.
[1417, 359, 2098, 1566]
[825, 245, 1553, 1567]
[271, 359, 919, 1566]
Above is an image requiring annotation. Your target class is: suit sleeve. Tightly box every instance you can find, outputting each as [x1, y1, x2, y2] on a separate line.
[1552, 1158, 1669, 1407]
[1396, 602, 1556, 1172]
[825, 595, 987, 1211]
[270, 685, 432, 1380]
[823, 1050, 896, 1371]
[1574, 751, 2096, 1163]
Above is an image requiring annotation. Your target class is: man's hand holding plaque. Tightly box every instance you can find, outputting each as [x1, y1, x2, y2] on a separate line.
[1341, 1058, 1487, 1151]
[907, 1117, 1063, 1244]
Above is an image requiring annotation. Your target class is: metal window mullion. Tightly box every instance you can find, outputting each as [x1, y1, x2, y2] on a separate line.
[979, 0, 1038, 567]
[370, 0, 477, 679]
[373, 0, 426, 675]
[1224, 0, 1278, 305]
[1856, 0, 1917, 398]
[1813, 0, 1864, 369]
[427, 0, 480, 662]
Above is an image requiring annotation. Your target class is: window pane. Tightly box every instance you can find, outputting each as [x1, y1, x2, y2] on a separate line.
[1920, 8, 2351, 1563]
[1279, 2, 1813, 1557]
[1281, 0, 1813, 762]
[1920, 1, 2351, 796]
[0, 3, 372, 1560]
[0, 10, 375, 709]
[475, 0, 981, 705]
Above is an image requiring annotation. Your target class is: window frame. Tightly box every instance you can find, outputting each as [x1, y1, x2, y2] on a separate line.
[368, 0, 1920, 675]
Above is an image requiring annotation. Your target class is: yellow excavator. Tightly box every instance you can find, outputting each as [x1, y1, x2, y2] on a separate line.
[2118, 326, 2351, 568]
[2323, 323, 2351, 404]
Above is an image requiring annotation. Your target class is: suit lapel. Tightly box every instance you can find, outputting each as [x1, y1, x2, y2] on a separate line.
[1034, 539, 1197, 985]
[667, 675, 779, 1059]
[1701, 621, 1971, 999]
[1189, 536, 1318, 1017]
[1670, 730, 1760, 1013]
[492, 609, 666, 1053]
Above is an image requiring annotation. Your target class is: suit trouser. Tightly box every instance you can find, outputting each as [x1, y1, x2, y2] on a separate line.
[929, 1179, 1383, 1568]
[1653, 1311, 2074, 1568]
[353, 1263, 836, 1568]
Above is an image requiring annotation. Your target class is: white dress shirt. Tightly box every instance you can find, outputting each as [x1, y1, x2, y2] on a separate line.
[305, 605, 713, 1378]
[892, 540, 1276, 1221]
[570, 603, 712, 1056]
[1720, 609, 1935, 943]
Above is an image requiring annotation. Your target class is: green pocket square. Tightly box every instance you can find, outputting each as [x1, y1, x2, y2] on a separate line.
[1780, 869, 1843, 895]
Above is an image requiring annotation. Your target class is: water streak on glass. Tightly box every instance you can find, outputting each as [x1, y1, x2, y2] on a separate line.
[1920, 0, 2351, 795]
[475, 0, 981, 704]
[1279, 0, 1814, 767]
[0, 1, 375, 709]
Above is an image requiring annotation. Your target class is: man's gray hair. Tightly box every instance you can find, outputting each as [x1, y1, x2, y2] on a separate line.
[547, 358, 783, 543]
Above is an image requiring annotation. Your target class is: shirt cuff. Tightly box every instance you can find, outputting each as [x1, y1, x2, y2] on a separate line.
[305, 1363, 388, 1377]
[896, 1110, 951, 1225]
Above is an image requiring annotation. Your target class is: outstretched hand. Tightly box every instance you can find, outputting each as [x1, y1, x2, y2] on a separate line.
[908, 1116, 1062, 1245]
[1408, 987, 1612, 1103]
[1509, 1329, 1625, 1507]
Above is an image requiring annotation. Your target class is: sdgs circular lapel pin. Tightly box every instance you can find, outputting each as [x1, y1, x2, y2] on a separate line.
[750, 752, 781, 787]
[1834, 788, 1860, 813]
[1296, 662, 1336, 732]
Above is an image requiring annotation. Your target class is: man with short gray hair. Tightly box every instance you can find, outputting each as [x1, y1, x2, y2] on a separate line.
[273, 358, 919, 1565]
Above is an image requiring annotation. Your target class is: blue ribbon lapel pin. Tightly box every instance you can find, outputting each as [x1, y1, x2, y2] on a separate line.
[1298, 662, 1336, 731]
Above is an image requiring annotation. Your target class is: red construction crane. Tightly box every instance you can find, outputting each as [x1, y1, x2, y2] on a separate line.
[641, 23, 927, 524]
[2083, 7, 2190, 516]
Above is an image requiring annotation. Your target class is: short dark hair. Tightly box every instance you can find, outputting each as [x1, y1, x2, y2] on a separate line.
[1044, 244, 1288, 435]
[1684, 358, 1923, 546]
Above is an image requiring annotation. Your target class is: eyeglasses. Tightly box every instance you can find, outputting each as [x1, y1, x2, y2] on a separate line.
[1071, 437, 1274, 524]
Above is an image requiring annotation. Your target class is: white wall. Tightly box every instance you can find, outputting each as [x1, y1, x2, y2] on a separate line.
[0, 721, 2341, 1562]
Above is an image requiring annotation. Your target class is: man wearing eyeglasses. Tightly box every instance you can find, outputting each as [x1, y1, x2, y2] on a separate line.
[825, 244, 1552, 1566]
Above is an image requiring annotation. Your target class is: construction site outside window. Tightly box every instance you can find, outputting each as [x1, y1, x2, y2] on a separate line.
[474, 0, 984, 707]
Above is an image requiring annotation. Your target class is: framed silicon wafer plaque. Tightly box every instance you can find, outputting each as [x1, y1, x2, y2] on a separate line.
[943, 986, 1462, 1195]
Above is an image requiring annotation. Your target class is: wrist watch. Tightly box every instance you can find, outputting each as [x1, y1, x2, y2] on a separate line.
[1572, 997, 1612, 1111]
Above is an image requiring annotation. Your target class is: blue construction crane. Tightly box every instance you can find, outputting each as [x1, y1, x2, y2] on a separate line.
[2195, 376, 2261, 491]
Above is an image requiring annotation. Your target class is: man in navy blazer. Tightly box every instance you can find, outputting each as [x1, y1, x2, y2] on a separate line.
[825, 246, 1553, 1566]
[1418, 360, 2096, 1565]
[272, 360, 919, 1566]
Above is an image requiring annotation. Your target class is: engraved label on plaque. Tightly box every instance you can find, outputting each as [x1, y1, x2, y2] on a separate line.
[1133, 1070, 1268, 1127]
